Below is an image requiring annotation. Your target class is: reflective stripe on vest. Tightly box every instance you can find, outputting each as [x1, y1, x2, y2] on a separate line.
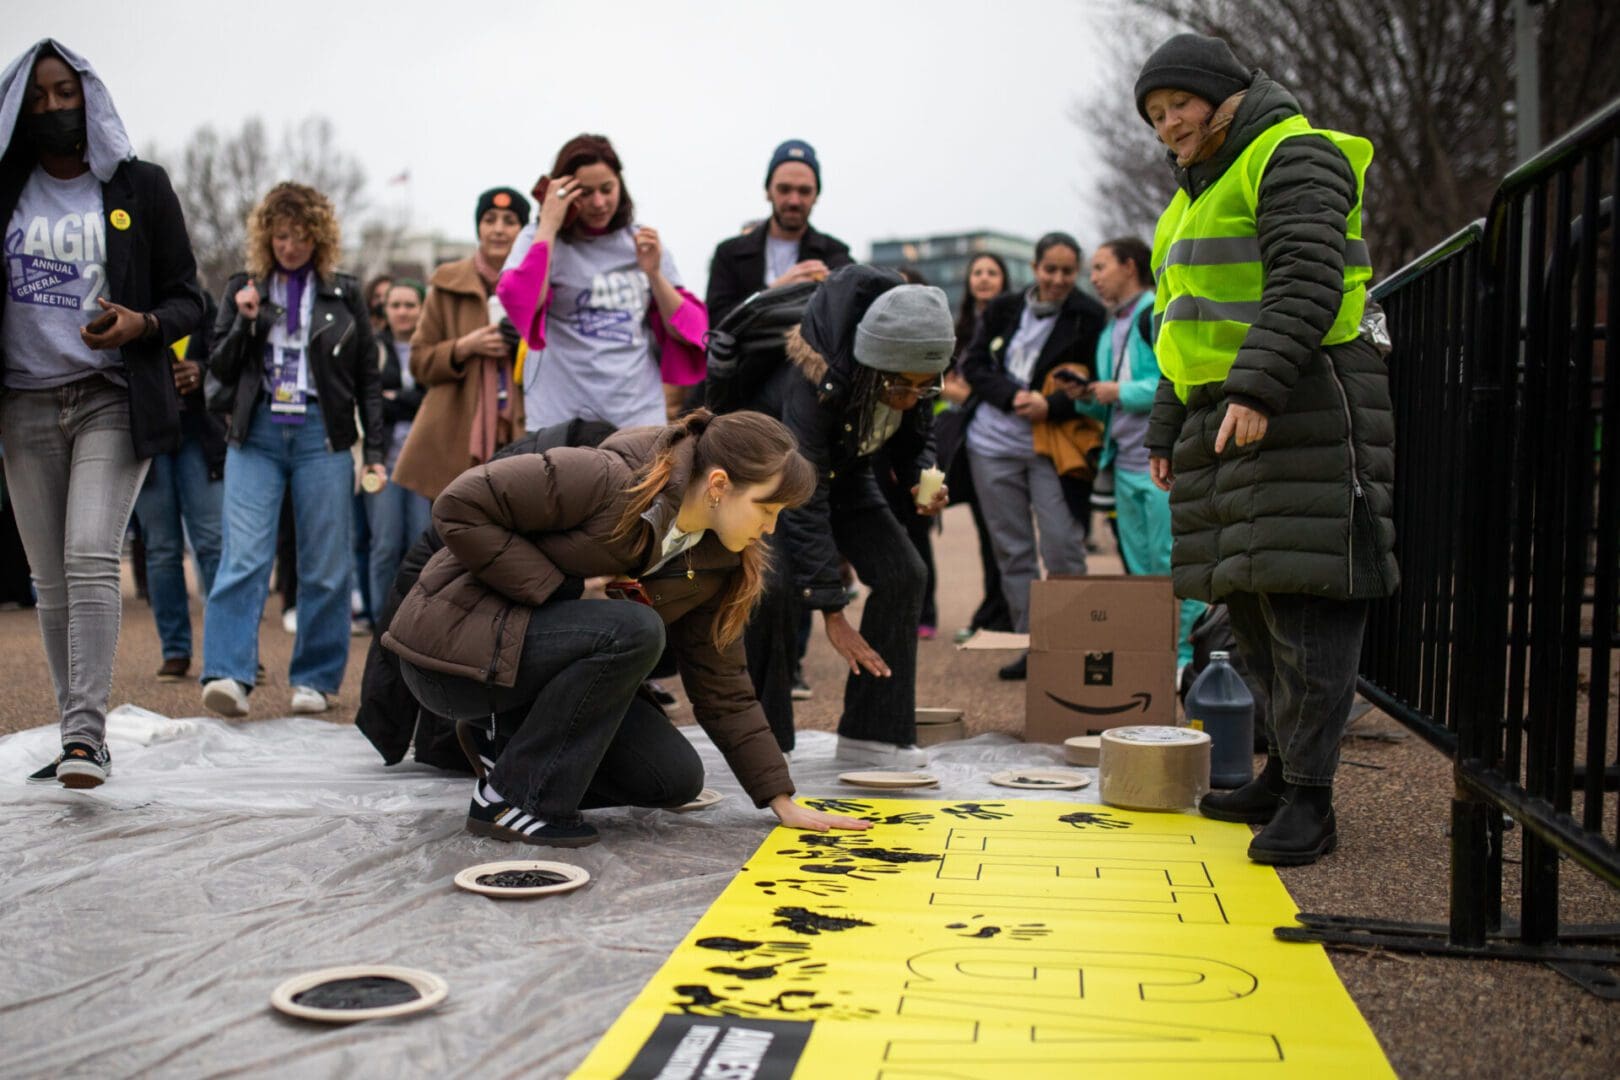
[1150, 115, 1374, 401]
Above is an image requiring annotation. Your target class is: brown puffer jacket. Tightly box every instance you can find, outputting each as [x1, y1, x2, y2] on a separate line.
[381, 426, 791, 807]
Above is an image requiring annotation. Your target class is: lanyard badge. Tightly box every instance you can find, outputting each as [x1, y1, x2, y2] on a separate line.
[270, 345, 308, 424]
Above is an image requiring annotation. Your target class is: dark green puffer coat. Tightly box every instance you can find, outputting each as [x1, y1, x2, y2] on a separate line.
[1145, 74, 1398, 603]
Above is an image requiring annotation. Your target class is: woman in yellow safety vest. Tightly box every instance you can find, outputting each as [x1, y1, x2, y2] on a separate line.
[1136, 34, 1399, 867]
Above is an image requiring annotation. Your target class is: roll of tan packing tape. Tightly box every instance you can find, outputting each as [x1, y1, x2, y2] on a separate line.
[1098, 726, 1211, 812]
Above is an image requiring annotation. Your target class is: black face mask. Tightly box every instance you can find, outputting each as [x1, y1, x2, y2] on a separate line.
[21, 107, 87, 158]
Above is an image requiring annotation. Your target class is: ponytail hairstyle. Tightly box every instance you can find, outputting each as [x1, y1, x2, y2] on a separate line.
[615, 409, 816, 651]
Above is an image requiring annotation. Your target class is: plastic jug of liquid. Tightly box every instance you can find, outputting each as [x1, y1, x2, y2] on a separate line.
[1184, 651, 1255, 789]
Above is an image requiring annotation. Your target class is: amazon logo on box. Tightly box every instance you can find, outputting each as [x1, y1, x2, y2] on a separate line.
[1024, 576, 1178, 744]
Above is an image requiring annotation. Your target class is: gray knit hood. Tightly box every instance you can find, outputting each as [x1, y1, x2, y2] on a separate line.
[0, 38, 134, 182]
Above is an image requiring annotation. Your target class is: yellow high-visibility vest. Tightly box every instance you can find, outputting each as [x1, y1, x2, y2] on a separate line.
[1150, 115, 1373, 401]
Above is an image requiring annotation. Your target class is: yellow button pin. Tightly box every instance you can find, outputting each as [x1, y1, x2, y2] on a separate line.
[110, 209, 131, 231]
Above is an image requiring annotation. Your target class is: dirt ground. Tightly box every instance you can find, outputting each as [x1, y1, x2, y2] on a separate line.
[1, 503, 1615, 1077]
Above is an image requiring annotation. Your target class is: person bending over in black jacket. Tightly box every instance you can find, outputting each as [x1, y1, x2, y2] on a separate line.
[741, 265, 955, 766]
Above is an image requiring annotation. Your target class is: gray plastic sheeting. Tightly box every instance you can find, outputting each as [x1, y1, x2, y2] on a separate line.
[0, 706, 1100, 1078]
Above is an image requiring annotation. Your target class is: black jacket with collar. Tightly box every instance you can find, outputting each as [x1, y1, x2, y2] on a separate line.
[743, 265, 934, 611]
[960, 287, 1107, 423]
[377, 328, 424, 425]
[705, 222, 854, 327]
[206, 269, 385, 464]
[0, 156, 205, 459]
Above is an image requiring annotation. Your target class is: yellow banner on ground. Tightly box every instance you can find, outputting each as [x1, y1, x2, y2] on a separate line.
[573, 797, 1391, 1079]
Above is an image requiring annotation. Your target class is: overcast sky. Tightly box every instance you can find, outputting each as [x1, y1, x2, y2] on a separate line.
[9, 0, 1141, 282]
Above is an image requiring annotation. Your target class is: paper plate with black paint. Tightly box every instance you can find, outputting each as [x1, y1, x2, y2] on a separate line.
[988, 769, 1091, 791]
[669, 788, 725, 813]
[454, 859, 591, 898]
[837, 771, 939, 790]
[270, 965, 447, 1024]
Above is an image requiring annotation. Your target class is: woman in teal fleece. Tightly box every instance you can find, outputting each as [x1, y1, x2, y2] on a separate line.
[1062, 237, 1203, 670]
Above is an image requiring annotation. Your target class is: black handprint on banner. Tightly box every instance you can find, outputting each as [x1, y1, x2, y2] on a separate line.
[804, 798, 874, 815]
[941, 802, 1012, 820]
[1058, 810, 1132, 830]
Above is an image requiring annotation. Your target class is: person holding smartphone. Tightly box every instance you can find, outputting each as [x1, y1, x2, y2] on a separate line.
[0, 40, 204, 787]
[199, 182, 386, 720]
[383, 409, 869, 846]
[960, 232, 1106, 680]
[497, 134, 708, 430]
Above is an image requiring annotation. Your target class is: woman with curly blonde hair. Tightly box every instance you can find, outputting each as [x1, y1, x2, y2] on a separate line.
[199, 181, 385, 719]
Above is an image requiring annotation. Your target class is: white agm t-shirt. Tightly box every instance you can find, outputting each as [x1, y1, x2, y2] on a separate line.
[1, 165, 120, 389]
[506, 223, 682, 430]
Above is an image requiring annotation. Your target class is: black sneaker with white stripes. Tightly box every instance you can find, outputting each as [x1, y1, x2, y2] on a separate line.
[455, 719, 499, 781]
[465, 781, 599, 847]
[30, 742, 112, 788]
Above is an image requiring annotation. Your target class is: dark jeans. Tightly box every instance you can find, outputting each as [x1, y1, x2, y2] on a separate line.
[1224, 591, 1369, 787]
[874, 453, 938, 627]
[967, 497, 1011, 632]
[748, 501, 925, 751]
[399, 598, 701, 819]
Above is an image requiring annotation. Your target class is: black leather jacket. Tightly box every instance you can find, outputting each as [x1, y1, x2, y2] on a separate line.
[206, 270, 385, 464]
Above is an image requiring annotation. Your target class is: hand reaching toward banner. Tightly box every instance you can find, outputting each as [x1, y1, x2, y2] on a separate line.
[771, 795, 873, 832]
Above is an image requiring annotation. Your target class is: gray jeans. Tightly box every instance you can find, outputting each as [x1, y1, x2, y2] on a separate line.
[1, 378, 149, 749]
[1224, 591, 1369, 786]
[968, 451, 1087, 633]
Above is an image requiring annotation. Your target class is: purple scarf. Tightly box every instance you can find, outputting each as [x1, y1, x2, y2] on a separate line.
[278, 262, 313, 334]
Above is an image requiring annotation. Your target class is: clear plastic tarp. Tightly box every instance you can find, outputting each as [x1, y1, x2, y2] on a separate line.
[0, 706, 1098, 1078]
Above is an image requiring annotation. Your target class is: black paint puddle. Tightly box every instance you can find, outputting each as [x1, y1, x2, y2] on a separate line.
[292, 977, 419, 1010]
[1058, 810, 1132, 830]
[707, 964, 781, 980]
[851, 847, 939, 864]
[697, 937, 763, 953]
[673, 984, 728, 1014]
[772, 906, 873, 936]
[476, 869, 571, 889]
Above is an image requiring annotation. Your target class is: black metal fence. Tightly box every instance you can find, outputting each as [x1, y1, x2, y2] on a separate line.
[1282, 99, 1620, 995]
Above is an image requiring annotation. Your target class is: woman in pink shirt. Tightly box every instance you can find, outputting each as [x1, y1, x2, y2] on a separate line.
[498, 134, 708, 430]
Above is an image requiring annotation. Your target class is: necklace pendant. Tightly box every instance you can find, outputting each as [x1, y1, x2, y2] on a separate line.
[686, 569, 695, 580]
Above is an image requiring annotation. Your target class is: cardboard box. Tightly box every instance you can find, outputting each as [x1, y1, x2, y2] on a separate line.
[1025, 576, 1178, 744]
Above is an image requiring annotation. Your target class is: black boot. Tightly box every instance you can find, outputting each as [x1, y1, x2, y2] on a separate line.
[998, 652, 1028, 681]
[1248, 784, 1336, 866]
[1199, 756, 1284, 824]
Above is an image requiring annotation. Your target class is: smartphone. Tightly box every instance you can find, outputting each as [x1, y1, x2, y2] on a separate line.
[531, 176, 581, 229]
[84, 310, 117, 335]
[605, 579, 654, 606]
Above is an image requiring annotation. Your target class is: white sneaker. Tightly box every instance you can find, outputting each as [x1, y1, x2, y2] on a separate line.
[834, 736, 928, 768]
[290, 686, 332, 714]
[281, 608, 297, 634]
[202, 678, 250, 719]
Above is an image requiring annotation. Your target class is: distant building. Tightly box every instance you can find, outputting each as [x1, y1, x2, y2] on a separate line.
[869, 230, 1036, 300]
[346, 230, 477, 284]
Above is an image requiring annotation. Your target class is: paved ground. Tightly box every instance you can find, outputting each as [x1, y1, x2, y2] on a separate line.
[1, 503, 1616, 1076]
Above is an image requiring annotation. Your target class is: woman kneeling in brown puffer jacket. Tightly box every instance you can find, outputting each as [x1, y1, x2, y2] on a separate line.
[382, 408, 872, 846]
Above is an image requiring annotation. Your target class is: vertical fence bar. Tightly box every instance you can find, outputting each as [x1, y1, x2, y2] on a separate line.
[1600, 139, 1620, 842]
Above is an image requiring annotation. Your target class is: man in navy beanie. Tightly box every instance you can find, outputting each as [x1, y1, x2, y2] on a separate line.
[704, 138, 854, 326]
